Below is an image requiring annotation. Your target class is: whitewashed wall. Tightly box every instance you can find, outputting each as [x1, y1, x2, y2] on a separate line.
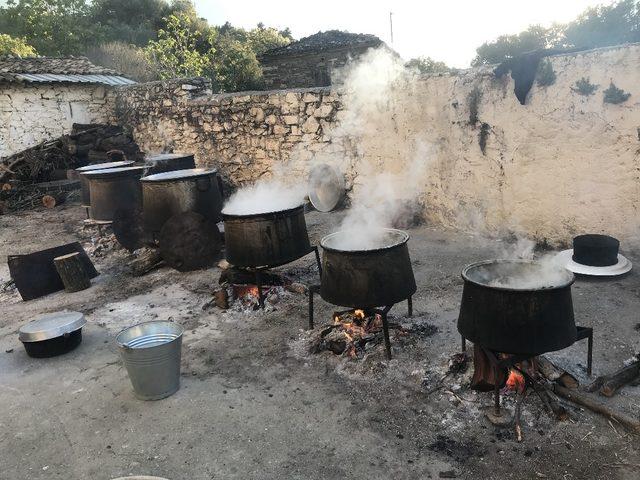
[0, 83, 115, 157]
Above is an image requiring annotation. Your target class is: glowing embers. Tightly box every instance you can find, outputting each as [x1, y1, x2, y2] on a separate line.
[310, 309, 387, 358]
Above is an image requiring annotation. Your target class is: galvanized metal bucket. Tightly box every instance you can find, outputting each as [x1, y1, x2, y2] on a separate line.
[116, 321, 184, 401]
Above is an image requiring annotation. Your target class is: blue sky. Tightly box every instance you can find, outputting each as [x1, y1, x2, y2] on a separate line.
[194, 0, 611, 67]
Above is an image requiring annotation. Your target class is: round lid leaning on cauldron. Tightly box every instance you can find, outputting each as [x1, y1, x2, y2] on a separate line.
[76, 161, 134, 173]
[19, 311, 86, 342]
[80, 166, 145, 179]
[572, 234, 620, 267]
[141, 168, 217, 182]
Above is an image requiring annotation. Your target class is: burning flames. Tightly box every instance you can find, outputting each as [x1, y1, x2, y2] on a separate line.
[313, 309, 384, 358]
[505, 368, 526, 393]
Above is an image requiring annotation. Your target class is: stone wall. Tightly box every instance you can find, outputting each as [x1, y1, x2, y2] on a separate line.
[260, 45, 374, 89]
[0, 83, 115, 157]
[113, 44, 640, 243]
[113, 77, 341, 185]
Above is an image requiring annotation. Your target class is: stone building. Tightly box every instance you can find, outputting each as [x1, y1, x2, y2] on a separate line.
[259, 30, 384, 89]
[0, 56, 135, 157]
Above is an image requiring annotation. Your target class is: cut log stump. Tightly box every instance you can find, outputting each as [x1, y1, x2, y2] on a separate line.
[42, 193, 66, 209]
[53, 252, 91, 292]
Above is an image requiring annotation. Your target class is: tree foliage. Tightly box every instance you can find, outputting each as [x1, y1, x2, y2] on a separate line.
[473, 0, 640, 66]
[144, 14, 291, 91]
[405, 56, 455, 74]
[0, 33, 36, 56]
[145, 12, 213, 79]
[0, 0, 93, 56]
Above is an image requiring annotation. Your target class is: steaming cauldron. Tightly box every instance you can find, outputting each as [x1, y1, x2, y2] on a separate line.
[458, 260, 576, 355]
[223, 205, 312, 268]
[319, 228, 416, 308]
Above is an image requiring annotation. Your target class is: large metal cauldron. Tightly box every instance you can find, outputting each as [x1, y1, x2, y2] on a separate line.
[223, 205, 311, 268]
[458, 260, 576, 356]
[84, 166, 145, 221]
[77, 160, 134, 206]
[141, 168, 223, 235]
[320, 228, 417, 308]
[144, 153, 195, 175]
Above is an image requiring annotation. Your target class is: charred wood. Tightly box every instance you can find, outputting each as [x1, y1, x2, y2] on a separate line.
[553, 384, 640, 434]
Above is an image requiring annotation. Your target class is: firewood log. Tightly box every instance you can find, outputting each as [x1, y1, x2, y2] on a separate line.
[129, 248, 163, 276]
[553, 384, 640, 434]
[53, 252, 91, 293]
[42, 193, 66, 209]
[593, 361, 640, 397]
[537, 356, 579, 389]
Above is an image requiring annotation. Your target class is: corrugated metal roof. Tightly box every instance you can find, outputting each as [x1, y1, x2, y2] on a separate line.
[13, 73, 136, 86]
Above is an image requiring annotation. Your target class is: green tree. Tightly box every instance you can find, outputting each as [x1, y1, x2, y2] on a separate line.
[406, 56, 455, 74]
[90, 0, 173, 46]
[472, 25, 556, 66]
[472, 0, 640, 66]
[144, 12, 212, 79]
[563, 0, 640, 48]
[0, 0, 94, 56]
[0, 33, 37, 56]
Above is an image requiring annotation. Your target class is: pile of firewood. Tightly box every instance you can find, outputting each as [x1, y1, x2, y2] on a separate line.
[0, 123, 142, 213]
[0, 123, 141, 184]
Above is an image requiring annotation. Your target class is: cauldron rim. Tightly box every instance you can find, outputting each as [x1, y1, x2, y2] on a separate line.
[222, 203, 304, 220]
[320, 228, 409, 254]
[145, 152, 194, 161]
[81, 166, 145, 178]
[461, 259, 575, 292]
[76, 160, 134, 172]
[141, 168, 218, 182]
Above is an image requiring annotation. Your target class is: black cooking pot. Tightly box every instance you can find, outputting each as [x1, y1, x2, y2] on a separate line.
[76, 160, 134, 206]
[141, 168, 223, 235]
[19, 311, 86, 358]
[458, 260, 576, 355]
[83, 166, 145, 221]
[319, 228, 417, 308]
[223, 205, 311, 268]
[144, 153, 195, 175]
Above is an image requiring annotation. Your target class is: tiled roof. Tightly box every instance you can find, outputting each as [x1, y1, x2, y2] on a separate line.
[261, 30, 382, 57]
[0, 56, 135, 86]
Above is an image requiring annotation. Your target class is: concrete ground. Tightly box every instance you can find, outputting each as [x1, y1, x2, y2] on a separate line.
[1, 202, 639, 480]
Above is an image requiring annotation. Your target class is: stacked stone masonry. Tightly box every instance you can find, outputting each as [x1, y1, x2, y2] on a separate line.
[114, 44, 640, 243]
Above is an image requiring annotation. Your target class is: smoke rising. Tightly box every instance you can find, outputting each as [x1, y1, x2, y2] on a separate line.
[322, 48, 432, 250]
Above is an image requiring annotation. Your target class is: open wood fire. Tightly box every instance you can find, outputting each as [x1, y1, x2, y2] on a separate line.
[310, 309, 387, 357]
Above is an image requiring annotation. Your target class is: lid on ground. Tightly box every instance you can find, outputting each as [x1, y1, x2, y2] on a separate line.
[19, 311, 86, 342]
[141, 168, 217, 182]
[76, 161, 134, 172]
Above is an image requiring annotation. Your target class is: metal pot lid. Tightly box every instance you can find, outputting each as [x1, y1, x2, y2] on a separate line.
[145, 153, 193, 161]
[308, 163, 345, 212]
[76, 161, 134, 172]
[141, 168, 217, 182]
[81, 166, 145, 179]
[19, 311, 86, 342]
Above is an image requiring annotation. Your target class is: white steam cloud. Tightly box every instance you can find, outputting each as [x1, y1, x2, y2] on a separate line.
[324, 48, 432, 250]
[222, 179, 307, 215]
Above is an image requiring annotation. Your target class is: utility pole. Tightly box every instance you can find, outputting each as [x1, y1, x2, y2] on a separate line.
[389, 11, 394, 45]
